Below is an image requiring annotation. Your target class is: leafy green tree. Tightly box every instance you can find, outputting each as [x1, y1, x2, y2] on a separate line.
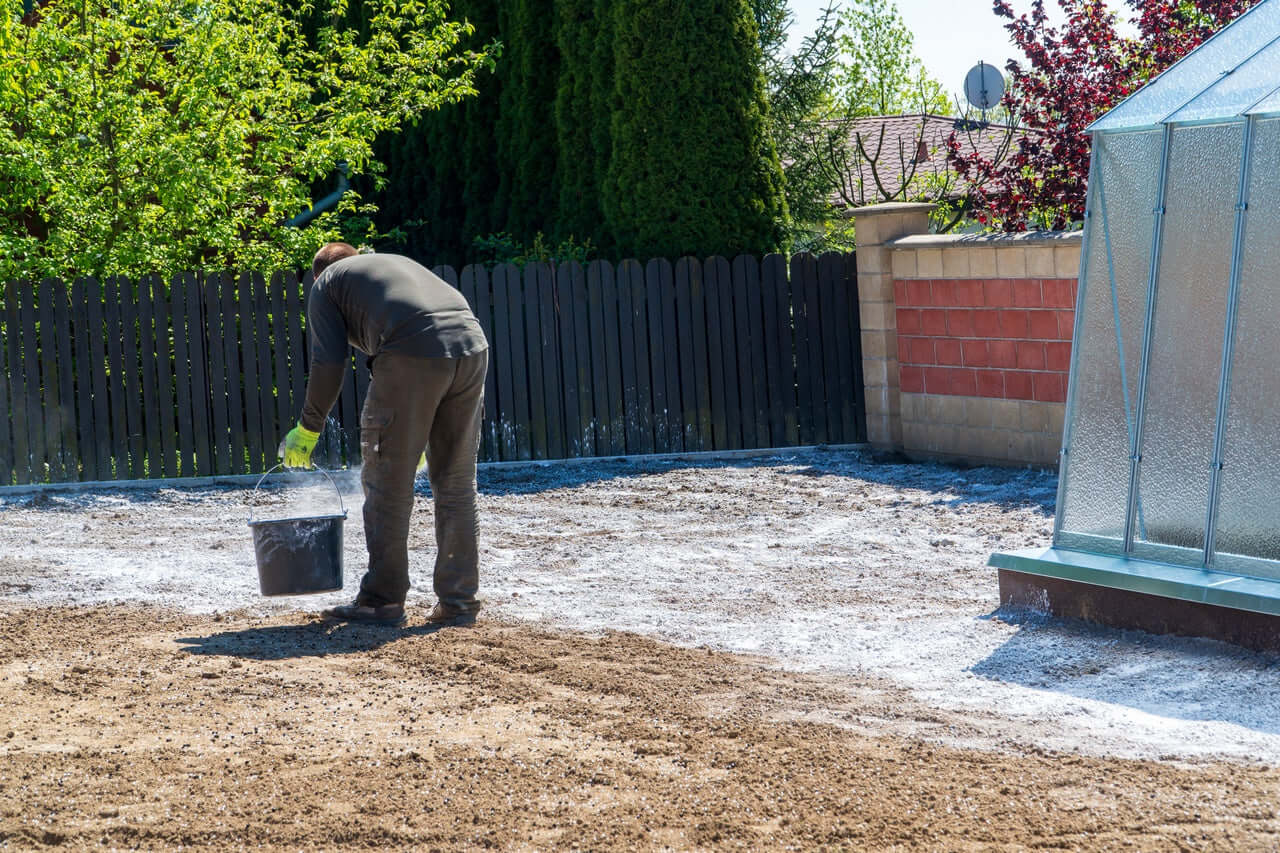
[604, 0, 787, 259]
[0, 0, 493, 281]
[778, 0, 964, 249]
[835, 0, 948, 116]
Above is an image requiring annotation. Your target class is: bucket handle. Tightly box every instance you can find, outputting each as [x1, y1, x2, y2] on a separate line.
[248, 464, 347, 524]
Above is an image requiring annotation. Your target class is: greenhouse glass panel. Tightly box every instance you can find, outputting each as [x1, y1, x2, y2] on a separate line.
[1214, 118, 1280, 574]
[1090, 0, 1280, 130]
[1246, 85, 1280, 114]
[1131, 121, 1244, 565]
[1056, 130, 1163, 551]
[1166, 35, 1280, 123]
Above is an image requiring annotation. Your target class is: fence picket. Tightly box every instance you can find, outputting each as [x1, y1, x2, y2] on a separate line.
[252, 272, 276, 471]
[137, 277, 163, 479]
[202, 275, 228, 474]
[102, 278, 127, 478]
[822, 252, 858, 443]
[491, 264, 517, 461]
[136, 275, 162, 479]
[3, 286, 22, 482]
[586, 261, 614, 455]
[184, 272, 211, 477]
[674, 260, 698, 451]
[0, 286, 13, 485]
[598, 261, 625, 455]
[286, 271, 308, 445]
[170, 273, 196, 477]
[618, 259, 651, 455]
[645, 260, 670, 453]
[817, 254, 844, 443]
[463, 265, 500, 463]
[702, 258, 730, 450]
[523, 264, 549, 459]
[760, 255, 791, 447]
[839, 253, 866, 442]
[21, 282, 45, 480]
[151, 275, 179, 478]
[555, 262, 581, 458]
[432, 265, 458, 288]
[731, 255, 761, 449]
[51, 280, 79, 480]
[803, 254, 830, 445]
[652, 259, 682, 454]
[218, 272, 247, 474]
[69, 279, 95, 479]
[681, 259, 713, 451]
[789, 256, 818, 446]
[37, 278, 65, 480]
[538, 264, 565, 460]
[269, 272, 292, 456]
[739, 255, 770, 449]
[82, 278, 111, 481]
[566, 262, 595, 458]
[507, 264, 533, 460]
[235, 272, 263, 472]
[119, 278, 147, 477]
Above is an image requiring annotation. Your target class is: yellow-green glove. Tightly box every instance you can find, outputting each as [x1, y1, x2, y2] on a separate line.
[417, 451, 427, 473]
[279, 423, 321, 469]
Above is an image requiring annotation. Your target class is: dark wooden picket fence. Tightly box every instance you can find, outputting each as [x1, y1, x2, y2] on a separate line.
[0, 253, 863, 485]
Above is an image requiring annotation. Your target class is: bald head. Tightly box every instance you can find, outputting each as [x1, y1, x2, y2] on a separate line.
[312, 242, 359, 279]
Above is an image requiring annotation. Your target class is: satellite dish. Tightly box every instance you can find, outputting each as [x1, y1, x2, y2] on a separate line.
[964, 61, 1005, 113]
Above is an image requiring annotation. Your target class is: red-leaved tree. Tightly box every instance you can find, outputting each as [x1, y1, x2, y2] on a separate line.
[949, 0, 1261, 231]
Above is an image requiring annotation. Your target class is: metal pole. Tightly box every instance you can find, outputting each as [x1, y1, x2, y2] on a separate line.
[1052, 138, 1101, 544]
[1122, 123, 1174, 554]
[1203, 117, 1256, 567]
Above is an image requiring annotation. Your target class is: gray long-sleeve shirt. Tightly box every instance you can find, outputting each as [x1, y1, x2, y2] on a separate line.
[300, 254, 488, 432]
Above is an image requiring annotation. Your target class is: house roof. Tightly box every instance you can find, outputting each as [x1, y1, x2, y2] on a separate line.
[1090, 0, 1280, 132]
[821, 113, 1023, 205]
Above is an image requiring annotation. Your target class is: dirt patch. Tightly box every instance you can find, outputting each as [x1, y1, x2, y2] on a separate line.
[4, 450, 1280, 765]
[0, 605, 1277, 850]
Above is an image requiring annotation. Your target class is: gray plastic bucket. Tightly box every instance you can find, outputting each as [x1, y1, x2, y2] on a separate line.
[248, 466, 348, 597]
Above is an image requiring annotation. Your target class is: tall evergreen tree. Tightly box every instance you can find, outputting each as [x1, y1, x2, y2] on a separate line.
[553, 0, 605, 247]
[587, 0, 616, 254]
[372, 0, 501, 265]
[494, 0, 560, 240]
[604, 0, 787, 259]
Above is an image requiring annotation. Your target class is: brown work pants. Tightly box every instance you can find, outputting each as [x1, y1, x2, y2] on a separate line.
[356, 350, 487, 612]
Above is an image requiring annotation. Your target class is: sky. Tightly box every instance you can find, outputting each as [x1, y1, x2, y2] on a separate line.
[785, 0, 1136, 108]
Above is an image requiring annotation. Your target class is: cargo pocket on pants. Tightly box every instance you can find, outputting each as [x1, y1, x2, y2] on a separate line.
[360, 409, 395, 461]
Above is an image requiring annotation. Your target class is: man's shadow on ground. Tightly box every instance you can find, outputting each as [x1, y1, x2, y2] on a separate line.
[176, 620, 451, 660]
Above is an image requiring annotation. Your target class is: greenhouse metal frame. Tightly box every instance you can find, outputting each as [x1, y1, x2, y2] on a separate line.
[991, 0, 1280, 619]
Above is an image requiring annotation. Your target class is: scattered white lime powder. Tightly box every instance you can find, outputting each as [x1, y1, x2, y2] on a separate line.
[3, 449, 1279, 764]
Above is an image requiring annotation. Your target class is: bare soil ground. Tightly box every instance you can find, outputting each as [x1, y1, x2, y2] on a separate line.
[2, 605, 1280, 851]
[3, 449, 1280, 850]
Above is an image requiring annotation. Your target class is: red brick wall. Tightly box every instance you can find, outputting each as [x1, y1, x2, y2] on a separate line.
[895, 278, 1076, 403]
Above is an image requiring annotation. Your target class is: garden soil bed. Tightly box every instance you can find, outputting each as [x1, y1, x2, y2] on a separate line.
[2, 449, 1280, 849]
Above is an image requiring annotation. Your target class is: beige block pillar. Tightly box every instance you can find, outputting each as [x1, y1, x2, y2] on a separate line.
[852, 202, 935, 452]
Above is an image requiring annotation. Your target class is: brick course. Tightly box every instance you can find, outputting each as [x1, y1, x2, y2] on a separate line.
[895, 277, 1074, 404]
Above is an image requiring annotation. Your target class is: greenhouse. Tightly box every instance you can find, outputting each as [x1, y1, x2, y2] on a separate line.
[991, 0, 1280, 639]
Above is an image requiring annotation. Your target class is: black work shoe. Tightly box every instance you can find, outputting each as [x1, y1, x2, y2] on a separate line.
[321, 600, 406, 626]
[426, 603, 478, 627]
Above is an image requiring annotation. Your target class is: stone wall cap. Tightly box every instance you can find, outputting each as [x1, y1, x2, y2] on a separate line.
[886, 230, 1083, 249]
[849, 202, 938, 217]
